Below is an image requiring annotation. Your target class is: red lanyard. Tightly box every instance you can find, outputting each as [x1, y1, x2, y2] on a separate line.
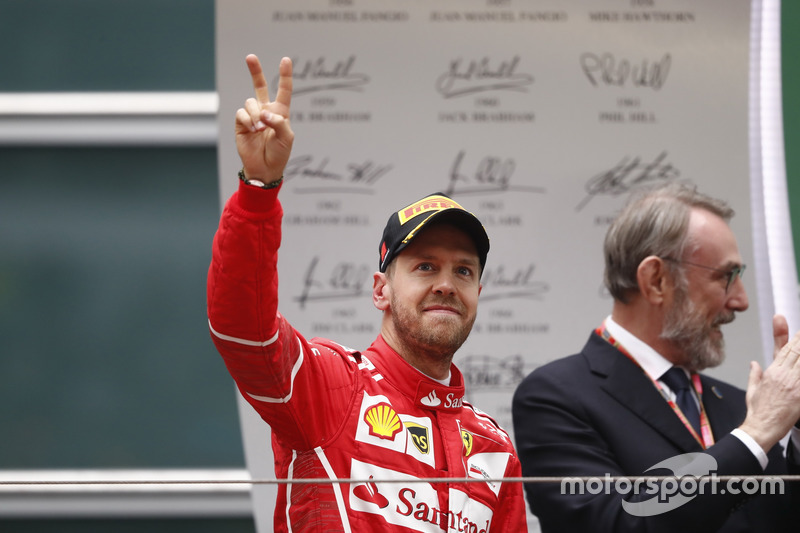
[596, 325, 715, 449]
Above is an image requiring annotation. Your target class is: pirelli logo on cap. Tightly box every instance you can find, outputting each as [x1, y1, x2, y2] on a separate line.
[397, 195, 465, 225]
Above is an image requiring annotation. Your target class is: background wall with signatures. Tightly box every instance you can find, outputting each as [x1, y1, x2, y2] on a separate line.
[219, 0, 760, 415]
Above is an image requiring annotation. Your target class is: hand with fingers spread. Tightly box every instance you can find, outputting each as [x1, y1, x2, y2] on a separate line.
[739, 314, 800, 451]
[235, 54, 294, 185]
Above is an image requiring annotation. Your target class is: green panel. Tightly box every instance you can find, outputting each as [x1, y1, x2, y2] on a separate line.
[0, 147, 244, 468]
[0, 0, 214, 91]
[783, 1, 800, 271]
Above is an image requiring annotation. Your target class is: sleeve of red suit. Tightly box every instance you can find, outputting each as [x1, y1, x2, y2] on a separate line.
[207, 182, 358, 451]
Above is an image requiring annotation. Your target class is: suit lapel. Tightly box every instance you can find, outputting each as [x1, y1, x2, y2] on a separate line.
[699, 376, 744, 438]
[583, 333, 704, 453]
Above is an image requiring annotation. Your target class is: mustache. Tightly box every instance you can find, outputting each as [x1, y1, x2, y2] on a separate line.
[422, 297, 466, 314]
[713, 312, 736, 327]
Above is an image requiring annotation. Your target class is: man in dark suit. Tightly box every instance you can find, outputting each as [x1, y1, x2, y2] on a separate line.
[512, 183, 800, 532]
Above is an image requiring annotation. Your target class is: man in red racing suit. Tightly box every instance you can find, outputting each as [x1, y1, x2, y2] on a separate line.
[207, 54, 527, 532]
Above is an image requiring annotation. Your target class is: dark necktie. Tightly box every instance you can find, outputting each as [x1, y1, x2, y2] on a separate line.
[660, 367, 701, 435]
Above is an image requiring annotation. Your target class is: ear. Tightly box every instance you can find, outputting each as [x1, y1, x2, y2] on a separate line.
[636, 256, 670, 304]
[373, 271, 390, 311]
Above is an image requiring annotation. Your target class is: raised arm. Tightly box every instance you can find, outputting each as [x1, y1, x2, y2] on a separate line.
[235, 54, 294, 184]
[209, 55, 358, 450]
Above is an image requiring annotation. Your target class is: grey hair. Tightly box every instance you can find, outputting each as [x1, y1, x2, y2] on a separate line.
[603, 182, 734, 303]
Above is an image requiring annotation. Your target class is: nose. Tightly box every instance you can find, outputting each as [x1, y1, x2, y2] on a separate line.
[432, 272, 456, 296]
[727, 276, 749, 312]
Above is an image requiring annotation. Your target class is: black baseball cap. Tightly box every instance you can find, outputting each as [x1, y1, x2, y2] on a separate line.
[378, 192, 489, 276]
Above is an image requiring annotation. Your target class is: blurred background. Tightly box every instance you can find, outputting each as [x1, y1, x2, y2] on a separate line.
[0, 1, 253, 531]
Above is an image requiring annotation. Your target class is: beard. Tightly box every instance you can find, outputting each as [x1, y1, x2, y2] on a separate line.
[660, 285, 735, 372]
[389, 292, 475, 361]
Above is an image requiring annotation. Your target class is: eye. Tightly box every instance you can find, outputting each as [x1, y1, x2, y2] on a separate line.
[416, 262, 434, 272]
[456, 266, 474, 277]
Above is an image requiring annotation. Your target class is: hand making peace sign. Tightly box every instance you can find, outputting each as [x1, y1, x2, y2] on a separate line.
[235, 54, 294, 185]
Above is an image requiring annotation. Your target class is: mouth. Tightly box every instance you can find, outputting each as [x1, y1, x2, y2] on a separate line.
[709, 314, 736, 339]
[424, 305, 461, 316]
[713, 313, 736, 328]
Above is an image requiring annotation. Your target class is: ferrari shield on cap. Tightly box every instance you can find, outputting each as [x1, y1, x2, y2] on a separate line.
[378, 193, 490, 276]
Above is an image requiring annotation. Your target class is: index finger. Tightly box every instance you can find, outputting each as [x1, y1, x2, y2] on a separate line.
[773, 314, 789, 355]
[774, 329, 800, 367]
[274, 56, 293, 111]
[245, 54, 270, 104]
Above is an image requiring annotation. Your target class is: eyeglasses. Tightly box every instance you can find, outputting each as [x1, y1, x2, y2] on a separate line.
[662, 257, 746, 293]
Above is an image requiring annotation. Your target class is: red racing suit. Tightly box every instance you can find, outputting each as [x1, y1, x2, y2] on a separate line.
[207, 183, 527, 532]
